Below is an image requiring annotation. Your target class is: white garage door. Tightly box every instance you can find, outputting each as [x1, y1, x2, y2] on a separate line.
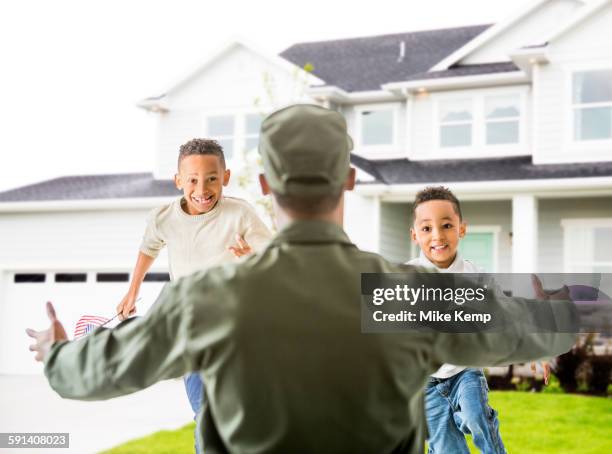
[0, 271, 167, 375]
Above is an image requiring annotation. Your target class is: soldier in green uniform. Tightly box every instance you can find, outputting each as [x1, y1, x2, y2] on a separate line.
[27, 104, 576, 453]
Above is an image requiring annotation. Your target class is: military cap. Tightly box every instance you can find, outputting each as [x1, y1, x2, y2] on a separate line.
[259, 104, 353, 196]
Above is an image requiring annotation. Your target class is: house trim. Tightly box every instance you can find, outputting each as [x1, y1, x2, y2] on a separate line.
[0, 197, 177, 213]
[354, 176, 612, 201]
[383, 71, 529, 94]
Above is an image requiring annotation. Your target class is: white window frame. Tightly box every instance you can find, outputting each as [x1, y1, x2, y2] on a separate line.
[436, 96, 475, 152]
[355, 103, 400, 155]
[431, 87, 528, 160]
[561, 218, 612, 273]
[484, 95, 522, 146]
[565, 65, 612, 153]
[204, 113, 236, 161]
[244, 113, 264, 153]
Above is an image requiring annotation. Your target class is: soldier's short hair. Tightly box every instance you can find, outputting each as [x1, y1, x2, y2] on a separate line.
[412, 186, 463, 221]
[178, 138, 225, 169]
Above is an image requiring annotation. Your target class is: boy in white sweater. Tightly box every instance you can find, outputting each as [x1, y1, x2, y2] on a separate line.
[407, 186, 506, 454]
[116, 138, 272, 453]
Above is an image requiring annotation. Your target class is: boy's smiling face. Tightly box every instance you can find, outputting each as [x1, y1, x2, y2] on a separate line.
[174, 154, 230, 215]
[410, 199, 466, 269]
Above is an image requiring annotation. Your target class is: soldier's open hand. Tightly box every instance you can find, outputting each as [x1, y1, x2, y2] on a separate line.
[26, 302, 68, 362]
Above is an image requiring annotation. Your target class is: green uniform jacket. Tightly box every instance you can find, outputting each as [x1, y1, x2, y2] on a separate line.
[45, 220, 576, 453]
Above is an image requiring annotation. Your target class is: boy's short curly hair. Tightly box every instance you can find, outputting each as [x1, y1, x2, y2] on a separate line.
[178, 138, 225, 169]
[412, 186, 462, 221]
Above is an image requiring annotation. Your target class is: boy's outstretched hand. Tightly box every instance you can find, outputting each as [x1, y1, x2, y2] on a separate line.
[26, 302, 68, 362]
[229, 234, 252, 258]
[117, 293, 138, 321]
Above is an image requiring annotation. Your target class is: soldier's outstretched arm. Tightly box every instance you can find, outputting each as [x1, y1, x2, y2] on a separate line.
[430, 275, 578, 368]
[41, 282, 195, 400]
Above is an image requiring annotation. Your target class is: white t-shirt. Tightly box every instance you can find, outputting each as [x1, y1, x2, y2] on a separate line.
[407, 252, 482, 379]
[140, 196, 272, 280]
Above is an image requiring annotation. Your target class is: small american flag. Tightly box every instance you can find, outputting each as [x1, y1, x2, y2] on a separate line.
[73, 314, 115, 339]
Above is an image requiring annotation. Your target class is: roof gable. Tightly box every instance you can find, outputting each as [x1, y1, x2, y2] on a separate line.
[140, 38, 324, 105]
[545, 0, 611, 44]
[279, 25, 491, 92]
[431, 0, 585, 71]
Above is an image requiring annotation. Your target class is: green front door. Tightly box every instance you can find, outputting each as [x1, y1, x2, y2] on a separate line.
[458, 232, 495, 272]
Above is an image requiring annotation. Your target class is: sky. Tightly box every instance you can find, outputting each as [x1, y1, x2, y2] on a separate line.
[0, 0, 529, 192]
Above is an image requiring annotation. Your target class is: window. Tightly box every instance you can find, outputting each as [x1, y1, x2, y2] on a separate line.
[439, 99, 473, 148]
[55, 273, 87, 283]
[144, 272, 170, 282]
[360, 109, 394, 146]
[572, 70, 612, 141]
[14, 273, 45, 283]
[207, 116, 235, 158]
[245, 114, 263, 151]
[562, 219, 612, 272]
[485, 95, 520, 145]
[96, 273, 129, 282]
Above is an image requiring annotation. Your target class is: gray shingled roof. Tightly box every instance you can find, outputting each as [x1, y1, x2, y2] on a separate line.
[0, 173, 180, 202]
[403, 62, 520, 82]
[350, 155, 612, 185]
[279, 24, 492, 92]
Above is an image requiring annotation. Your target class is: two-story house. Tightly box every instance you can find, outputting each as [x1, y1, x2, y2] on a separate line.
[1, 0, 611, 375]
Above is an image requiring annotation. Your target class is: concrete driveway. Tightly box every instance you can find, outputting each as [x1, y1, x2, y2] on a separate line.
[0, 375, 193, 453]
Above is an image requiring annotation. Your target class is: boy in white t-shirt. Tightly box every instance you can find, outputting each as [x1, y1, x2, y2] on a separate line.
[116, 138, 272, 453]
[407, 186, 506, 454]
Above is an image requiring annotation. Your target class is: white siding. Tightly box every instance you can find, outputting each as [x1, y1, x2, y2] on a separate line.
[0, 209, 167, 269]
[155, 44, 315, 179]
[463, 0, 583, 65]
[534, 2, 612, 164]
[379, 202, 413, 264]
[344, 192, 380, 253]
[538, 196, 612, 272]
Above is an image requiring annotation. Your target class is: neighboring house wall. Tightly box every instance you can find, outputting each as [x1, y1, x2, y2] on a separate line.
[534, 2, 612, 164]
[155, 45, 315, 179]
[463, 0, 583, 65]
[538, 196, 612, 272]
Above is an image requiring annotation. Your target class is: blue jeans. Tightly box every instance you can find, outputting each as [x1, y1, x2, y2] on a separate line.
[425, 368, 506, 454]
[184, 372, 205, 454]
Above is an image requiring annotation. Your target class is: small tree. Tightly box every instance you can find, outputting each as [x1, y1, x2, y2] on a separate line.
[234, 63, 317, 231]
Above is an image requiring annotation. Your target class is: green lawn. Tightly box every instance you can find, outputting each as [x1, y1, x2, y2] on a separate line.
[101, 392, 612, 454]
